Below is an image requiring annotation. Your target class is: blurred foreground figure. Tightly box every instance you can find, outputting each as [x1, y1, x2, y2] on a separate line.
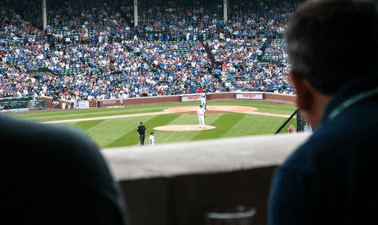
[1, 114, 129, 225]
[268, 0, 378, 224]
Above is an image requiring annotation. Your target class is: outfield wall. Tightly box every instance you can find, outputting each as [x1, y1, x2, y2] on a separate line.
[102, 132, 311, 225]
[264, 93, 296, 102]
[41, 92, 296, 109]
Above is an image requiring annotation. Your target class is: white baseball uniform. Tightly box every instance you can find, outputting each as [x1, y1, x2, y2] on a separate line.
[149, 135, 155, 146]
[75, 96, 80, 109]
[200, 92, 206, 108]
[197, 107, 205, 128]
[304, 123, 313, 132]
[119, 92, 123, 106]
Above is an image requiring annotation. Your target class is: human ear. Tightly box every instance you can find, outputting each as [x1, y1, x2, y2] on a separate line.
[288, 70, 313, 112]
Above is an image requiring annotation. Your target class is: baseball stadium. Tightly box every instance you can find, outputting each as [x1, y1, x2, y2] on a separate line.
[3, 0, 371, 224]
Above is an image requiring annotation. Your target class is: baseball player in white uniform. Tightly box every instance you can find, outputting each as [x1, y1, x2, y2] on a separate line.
[200, 92, 207, 109]
[75, 96, 80, 109]
[304, 122, 313, 132]
[149, 132, 155, 146]
[119, 91, 124, 106]
[197, 105, 206, 129]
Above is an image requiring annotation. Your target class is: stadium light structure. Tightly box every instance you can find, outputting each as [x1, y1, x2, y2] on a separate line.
[224, 0, 227, 22]
[42, 0, 47, 31]
[134, 0, 138, 28]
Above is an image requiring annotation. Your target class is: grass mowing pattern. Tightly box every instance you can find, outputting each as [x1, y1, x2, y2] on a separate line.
[14, 106, 169, 122]
[224, 114, 288, 137]
[12, 101, 296, 122]
[192, 113, 247, 140]
[73, 119, 105, 131]
[104, 113, 182, 148]
[11, 101, 296, 148]
[153, 113, 224, 144]
[208, 101, 296, 115]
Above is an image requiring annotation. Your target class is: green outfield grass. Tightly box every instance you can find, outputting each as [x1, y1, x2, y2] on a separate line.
[13, 101, 296, 122]
[12, 101, 296, 148]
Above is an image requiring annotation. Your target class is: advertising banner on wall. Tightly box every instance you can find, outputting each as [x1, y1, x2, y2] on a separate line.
[181, 95, 201, 102]
[78, 101, 89, 109]
[236, 93, 263, 100]
[0, 108, 29, 113]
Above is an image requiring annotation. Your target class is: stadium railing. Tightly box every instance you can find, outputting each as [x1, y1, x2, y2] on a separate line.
[275, 110, 311, 134]
[275, 109, 298, 134]
[0, 96, 45, 109]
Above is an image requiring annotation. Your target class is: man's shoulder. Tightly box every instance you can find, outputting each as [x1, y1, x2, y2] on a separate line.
[0, 114, 117, 190]
[0, 115, 129, 224]
[0, 115, 96, 149]
[281, 106, 378, 173]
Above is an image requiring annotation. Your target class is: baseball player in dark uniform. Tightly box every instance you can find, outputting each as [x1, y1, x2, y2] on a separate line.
[137, 122, 146, 146]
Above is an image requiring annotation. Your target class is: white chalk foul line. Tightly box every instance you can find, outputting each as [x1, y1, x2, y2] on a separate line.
[41, 112, 170, 124]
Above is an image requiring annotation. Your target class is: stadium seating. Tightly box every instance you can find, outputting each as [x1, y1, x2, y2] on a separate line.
[0, 0, 296, 100]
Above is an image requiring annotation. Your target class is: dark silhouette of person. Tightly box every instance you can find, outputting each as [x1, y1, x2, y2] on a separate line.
[1, 114, 130, 224]
[268, 0, 378, 224]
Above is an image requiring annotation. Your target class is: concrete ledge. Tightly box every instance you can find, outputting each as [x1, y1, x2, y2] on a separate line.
[102, 132, 311, 181]
[102, 133, 312, 225]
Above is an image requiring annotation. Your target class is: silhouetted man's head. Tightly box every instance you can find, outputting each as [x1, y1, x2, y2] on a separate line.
[286, 0, 378, 128]
[286, 0, 378, 96]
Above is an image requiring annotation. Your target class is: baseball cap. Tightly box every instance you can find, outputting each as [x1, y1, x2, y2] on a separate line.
[200, 105, 203, 107]
[151, 132, 154, 134]
[140, 122, 143, 124]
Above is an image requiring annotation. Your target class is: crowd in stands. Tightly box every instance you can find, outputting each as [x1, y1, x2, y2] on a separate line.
[208, 36, 291, 93]
[0, 0, 300, 101]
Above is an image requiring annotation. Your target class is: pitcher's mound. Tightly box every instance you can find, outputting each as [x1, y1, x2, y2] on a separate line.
[154, 125, 216, 131]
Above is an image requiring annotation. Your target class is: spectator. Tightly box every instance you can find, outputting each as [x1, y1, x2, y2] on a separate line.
[269, 0, 378, 224]
[1, 112, 130, 224]
[0, 0, 297, 100]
